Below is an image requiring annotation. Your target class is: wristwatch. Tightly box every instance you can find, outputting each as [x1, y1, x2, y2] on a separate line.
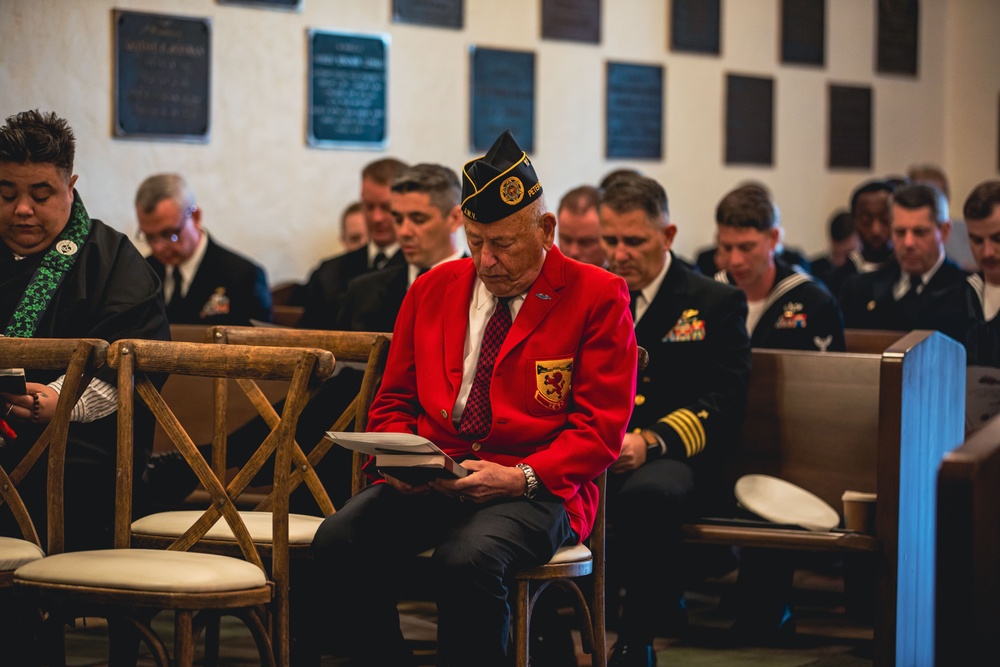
[516, 463, 539, 499]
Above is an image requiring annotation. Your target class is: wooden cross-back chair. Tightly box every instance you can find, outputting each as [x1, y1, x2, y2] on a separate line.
[129, 327, 389, 664]
[14, 339, 334, 667]
[0, 338, 108, 585]
[205, 326, 392, 500]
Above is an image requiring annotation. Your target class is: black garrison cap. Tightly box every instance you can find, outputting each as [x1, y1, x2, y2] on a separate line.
[461, 129, 542, 223]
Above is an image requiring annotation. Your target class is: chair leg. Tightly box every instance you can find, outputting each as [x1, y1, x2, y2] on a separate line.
[200, 611, 221, 666]
[174, 610, 195, 667]
[514, 580, 531, 667]
[107, 615, 143, 667]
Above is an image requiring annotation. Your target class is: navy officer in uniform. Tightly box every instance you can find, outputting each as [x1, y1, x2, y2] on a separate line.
[598, 174, 751, 666]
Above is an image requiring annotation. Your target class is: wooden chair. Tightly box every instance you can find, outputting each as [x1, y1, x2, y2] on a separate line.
[510, 346, 647, 667]
[936, 411, 1000, 666]
[0, 338, 108, 586]
[131, 327, 390, 662]
[13, 339, 334, 667]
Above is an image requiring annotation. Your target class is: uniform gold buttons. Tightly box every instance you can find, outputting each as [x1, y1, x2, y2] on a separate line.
[634, 394, 646, 406]
[471, 442, 482, 451]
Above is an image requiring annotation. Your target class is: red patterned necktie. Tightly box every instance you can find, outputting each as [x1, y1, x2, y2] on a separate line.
[458, 297, 513, 439]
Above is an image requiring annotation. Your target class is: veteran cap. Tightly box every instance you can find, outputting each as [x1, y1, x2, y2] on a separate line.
[461, 129, 542, 224]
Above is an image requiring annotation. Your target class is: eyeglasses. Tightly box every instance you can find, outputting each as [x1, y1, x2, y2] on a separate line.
[136, 206, 196, 246]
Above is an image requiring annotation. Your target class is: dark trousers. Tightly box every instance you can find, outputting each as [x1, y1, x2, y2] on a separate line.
[310, 483, 573, 667]
[607, 457, 696, 643]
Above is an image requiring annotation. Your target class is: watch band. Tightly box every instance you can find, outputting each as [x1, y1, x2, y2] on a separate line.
[516, 463, 539, 499]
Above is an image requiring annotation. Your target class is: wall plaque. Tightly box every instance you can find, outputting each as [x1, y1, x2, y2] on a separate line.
[877, 0, 919, 76]
[606, 62, 663, 160]
[670, 0, 721, 55]
[725, 74, 774, 166]
[113, 10, 211, 141]
[392, 0, 463, 29]
[828, 84, 872, 169]
[218, 0, 301, 9]
[308, 30, 389, 149]
[470, 47, 536, 153]
[781, 0, 825, 66]
[542, 0, 601, 43]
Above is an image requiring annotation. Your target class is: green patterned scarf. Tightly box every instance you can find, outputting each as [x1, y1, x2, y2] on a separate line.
[4, 192, 92, 338]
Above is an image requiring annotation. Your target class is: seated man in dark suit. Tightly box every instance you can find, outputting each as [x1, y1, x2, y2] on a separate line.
[599, 174, 751, 666]
[299, 158, 409, 329]
[312, 130, 636, 666]
[713, 184, 845, 352]
[135, 173, 272, 326]
[825, 178, 896, 297]
[840, 183, 967, 332]
[337, 163, 465, 332]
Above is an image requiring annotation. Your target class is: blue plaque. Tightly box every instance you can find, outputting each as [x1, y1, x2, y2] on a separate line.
[470, 47, 536, 153]
[113, 10, 211, 141]
[308, 30, 390, 149]
[605, 62, 663, 160]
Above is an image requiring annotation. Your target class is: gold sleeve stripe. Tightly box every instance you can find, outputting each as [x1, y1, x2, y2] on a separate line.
[660, 408, 706, 457]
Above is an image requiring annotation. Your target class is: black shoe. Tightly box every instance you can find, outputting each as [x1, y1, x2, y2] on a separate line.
[143, 450, 200, 507]
[608, 641, 656, 667]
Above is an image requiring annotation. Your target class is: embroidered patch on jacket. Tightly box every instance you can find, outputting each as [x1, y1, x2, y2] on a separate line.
[663, 309, 705, 342]
[534, 358, 573, 410]
[775, 302, 807, 329]
[200, 287, 231, 318]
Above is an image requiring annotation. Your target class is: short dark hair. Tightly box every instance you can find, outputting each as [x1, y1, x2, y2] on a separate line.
[849, 179, 895, 215]
[0, 109, 75, 179]
[963, 180, 1000, 221]
[827, 209, 855, 242]
[715, 184, 775, 231]
[598, 175, 669, 226]
[891, 183, 949, 224]
[362, 158, 409, 186]
[558, 185, 600, 216]
[598, 168, 641, 192]
[339, 201, 363, 232]
[390, 163, 461, 217]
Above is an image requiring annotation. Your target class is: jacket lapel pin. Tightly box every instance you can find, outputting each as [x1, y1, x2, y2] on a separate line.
[534, 293, 552, 300]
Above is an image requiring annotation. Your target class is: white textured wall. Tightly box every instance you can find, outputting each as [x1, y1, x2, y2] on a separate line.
[1, 0, 997, 284]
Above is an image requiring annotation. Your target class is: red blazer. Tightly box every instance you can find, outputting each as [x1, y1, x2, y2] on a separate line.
[367, 246, 637, 541]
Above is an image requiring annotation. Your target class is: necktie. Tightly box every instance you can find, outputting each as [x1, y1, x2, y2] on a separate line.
[373, 251, 388, 270]
[458, 297, 513, 439]
[898, 274, 922, 326]
[165, 266, 182, 317]
[629, 291, 642, 321]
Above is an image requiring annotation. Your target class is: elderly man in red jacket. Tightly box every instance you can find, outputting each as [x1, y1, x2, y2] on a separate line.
[311, 130, 637, 667]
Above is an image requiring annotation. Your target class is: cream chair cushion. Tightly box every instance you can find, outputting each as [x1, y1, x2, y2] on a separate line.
[131, 510, 324, 545]
[14, 549, 266, 592]
[0, 536, 45, 570]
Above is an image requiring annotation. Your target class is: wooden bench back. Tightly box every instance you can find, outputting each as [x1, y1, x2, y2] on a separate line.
[843, 328, 906, 354]
[728, 348, 882, 512]
[936, 413, 1000, 665]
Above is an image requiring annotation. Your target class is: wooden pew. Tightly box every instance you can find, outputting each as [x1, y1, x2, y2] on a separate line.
[844, 328, 906, 354]
[681, 330, 965, 666]
[936, 413, 1000, 666]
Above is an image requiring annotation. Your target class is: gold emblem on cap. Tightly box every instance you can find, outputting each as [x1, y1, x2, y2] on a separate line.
[500, 176, 524, 205]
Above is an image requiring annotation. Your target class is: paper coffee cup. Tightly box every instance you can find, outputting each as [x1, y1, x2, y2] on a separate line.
[841, 490, 877, 534]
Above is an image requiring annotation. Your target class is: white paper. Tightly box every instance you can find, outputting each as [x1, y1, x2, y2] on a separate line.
[325, 431, 446, 456]
[965, 365, 1000, 431]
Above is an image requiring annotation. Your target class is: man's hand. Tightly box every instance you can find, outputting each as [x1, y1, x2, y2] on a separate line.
[1, 382, 58, 425]
[610, 431, 648, 473]
[429, 459, 525, 503]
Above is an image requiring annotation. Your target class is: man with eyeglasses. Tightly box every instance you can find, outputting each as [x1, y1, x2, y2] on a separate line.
[135, 173, 273, 326]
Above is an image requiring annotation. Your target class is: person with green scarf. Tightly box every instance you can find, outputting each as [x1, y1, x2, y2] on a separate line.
[0, 109, 169, 553]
